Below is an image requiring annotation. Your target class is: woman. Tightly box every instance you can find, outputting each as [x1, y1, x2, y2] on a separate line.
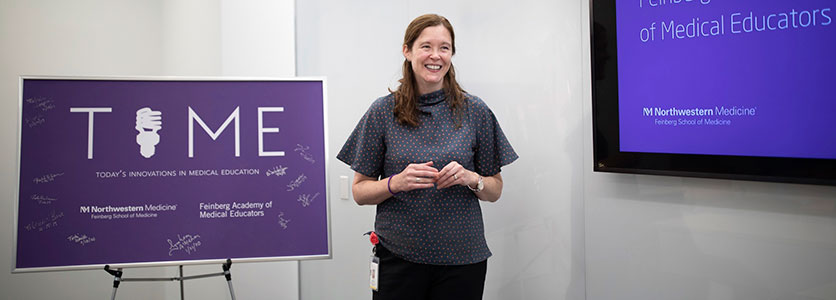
[337, 14, 517, 300]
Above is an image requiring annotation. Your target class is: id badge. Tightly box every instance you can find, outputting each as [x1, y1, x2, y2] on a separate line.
[369, 255, 380, 291]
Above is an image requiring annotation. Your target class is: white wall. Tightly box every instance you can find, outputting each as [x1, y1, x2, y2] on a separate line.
[1, 1, 165, 299]
[296, 1, 587, 299]
[297, 1, 836, 300]
[1, 0, 298, 299]
[4, 1, 834, 299]
[579, 2, 836, 300]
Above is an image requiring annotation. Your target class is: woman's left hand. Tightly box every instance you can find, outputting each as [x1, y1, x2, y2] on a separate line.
[435, 161, 477, 189]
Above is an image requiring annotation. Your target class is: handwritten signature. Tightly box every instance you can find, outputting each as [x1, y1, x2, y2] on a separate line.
[26, 97, 56, 111]
[33, 172, 64, 184]
[277, 212, 291, 229]
[25, 115, 46, 127]
[266, 165, 288, 177]
[24, 210, 64, 232]
[294, 144, 316, 164]
[167, 234, 202, 256]
[287, 174, 307, 191]
[23, 97, 54, 128]
[68, 233, 96, 246]
[31, 194, 57, 204]
[297, 192, 320, 207]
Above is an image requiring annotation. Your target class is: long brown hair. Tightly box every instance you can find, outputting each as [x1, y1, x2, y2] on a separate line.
[390, 14, 466, 127]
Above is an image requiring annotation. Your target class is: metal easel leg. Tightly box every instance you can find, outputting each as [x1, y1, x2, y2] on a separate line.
[223, 259, 236, 300]
[179, 265, 185, 300]
[104, 265, 123, 300]
[104, 260, 235, 300]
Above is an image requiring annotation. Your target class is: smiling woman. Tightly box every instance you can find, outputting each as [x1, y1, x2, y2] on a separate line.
[391, 14, 466, 128]
[337, 13, 518, 300]
[403, 25, 452, 94]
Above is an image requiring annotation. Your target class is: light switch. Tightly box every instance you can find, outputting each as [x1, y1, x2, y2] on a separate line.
[339, 175, 349, 200]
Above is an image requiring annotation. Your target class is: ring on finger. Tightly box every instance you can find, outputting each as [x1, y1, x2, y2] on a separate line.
[415, 177, 421, 183]
[453, 173, 459, 180]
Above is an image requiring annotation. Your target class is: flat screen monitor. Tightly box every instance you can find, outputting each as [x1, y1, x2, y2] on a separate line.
[591, 0, 836, 185]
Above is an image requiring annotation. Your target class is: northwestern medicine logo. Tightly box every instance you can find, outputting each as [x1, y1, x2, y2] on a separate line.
[69, 106, 285, 159]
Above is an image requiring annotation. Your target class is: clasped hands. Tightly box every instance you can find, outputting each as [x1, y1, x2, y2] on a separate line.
[390, 161, 477, 193]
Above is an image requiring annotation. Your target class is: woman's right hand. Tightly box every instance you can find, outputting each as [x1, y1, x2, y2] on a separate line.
[391, 161, 438, 193]
[351, 161, 439, 205]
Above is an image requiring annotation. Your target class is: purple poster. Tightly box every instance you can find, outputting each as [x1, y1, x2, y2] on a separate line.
[15, 77, 329, 272]
[616, 0, 835, 159]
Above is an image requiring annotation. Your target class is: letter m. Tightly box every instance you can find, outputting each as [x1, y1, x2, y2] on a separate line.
[188, 106, 240, 158]
[643, 108, 653, 116]
[80, 206, 90, 213]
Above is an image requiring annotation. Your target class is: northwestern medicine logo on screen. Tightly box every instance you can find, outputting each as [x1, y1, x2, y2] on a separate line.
[616, 0, 836, 159]
[69, 106, 286, 159]
[641, 105, 756, 126]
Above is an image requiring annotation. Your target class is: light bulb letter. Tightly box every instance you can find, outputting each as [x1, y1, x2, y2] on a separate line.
[258, 107, 285, 157]
[135, 107, 162, 158]
[70, 107, 112, 159]
[188, 106, 240, 158]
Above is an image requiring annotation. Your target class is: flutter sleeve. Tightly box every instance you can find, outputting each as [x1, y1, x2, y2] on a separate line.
[336, 97, 388, 178]
[472, 97, 518, 176]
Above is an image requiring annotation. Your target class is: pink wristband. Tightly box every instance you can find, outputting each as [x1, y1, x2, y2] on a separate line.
[387, 174, 397, 195]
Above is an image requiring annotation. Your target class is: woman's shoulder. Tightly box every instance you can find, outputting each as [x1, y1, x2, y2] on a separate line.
[368, 93, 396, 111]
[463, 92, 491, 113]
[360, 93, 395, 118]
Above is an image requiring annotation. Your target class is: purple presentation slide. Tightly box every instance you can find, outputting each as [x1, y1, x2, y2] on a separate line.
[616, 0, 835, 159]
[16, 78, 328, 271]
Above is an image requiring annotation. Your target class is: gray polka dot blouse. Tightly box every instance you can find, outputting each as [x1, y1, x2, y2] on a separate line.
[338, 89, 518, 265]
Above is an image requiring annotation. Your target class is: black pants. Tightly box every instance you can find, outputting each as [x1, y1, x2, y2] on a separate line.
[372, 245, 487, 300]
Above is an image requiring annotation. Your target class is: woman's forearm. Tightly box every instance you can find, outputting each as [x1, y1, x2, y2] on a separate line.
[352, 173, 395, 205]
[470, 172, 503, 202]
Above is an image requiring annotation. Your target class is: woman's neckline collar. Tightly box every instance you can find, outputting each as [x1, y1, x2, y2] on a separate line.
[418, 89, 446, 106]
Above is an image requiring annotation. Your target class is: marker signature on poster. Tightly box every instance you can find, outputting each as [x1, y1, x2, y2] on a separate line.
[68, 233, 96, 246]
[295, 144, 316, 164]
[24, 210, 64, 232]
[266, 165, 288, 177]
[287, 174, 307, 191]
[277, 212, 291, 229]
[26, 97, 56, 112]
[167, 234, 202, 256]
[31, 194, 57, 205]
[33, 172, 64, 184]
[297, 193, 319, 207]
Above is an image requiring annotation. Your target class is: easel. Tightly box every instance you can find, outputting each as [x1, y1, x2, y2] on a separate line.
[104, 259, 236, 300]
